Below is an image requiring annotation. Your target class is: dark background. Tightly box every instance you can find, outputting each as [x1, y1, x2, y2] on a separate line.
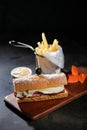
[0, 1, 87, 130]
[0, 0, 86, 43]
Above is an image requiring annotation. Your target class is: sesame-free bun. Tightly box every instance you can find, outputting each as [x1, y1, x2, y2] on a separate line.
[13, 72, 67, 92]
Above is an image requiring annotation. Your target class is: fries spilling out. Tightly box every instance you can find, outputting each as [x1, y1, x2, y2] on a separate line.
[35, 33, 59, 55]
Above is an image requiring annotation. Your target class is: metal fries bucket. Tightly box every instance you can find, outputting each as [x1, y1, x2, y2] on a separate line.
[35, 45, 64, 74]
[35, 54, 60, 74]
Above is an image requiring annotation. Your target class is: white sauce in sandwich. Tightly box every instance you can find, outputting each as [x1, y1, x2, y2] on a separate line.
[16, 85, 64, 98]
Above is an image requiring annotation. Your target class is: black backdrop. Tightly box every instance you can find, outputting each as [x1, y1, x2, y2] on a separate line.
[0, 0, 86, 42]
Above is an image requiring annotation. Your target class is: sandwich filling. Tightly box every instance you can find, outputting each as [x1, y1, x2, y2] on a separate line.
[14, 85, 65, 98]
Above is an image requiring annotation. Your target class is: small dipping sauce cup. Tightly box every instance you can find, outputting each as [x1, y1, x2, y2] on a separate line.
[11, 67, 32, 78]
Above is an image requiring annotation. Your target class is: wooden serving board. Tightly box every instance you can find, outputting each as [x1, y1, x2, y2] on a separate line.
[4, 67, 87, 120]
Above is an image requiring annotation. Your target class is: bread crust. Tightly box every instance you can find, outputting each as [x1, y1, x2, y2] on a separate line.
[13, 73, 67, 92]
[16, 89, 68, 103]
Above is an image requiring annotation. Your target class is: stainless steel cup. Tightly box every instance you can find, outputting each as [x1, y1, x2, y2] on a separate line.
[35, 54, 60, 74]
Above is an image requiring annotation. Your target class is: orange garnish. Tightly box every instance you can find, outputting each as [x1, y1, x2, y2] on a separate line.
[78, 74, 86, 83]
[71, 65, 78, 75]
[68, 74, 78, 83]
[68, 65, 86, 84]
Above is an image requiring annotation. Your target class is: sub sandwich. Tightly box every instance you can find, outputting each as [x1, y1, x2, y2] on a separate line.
[13, 72, 68, 103]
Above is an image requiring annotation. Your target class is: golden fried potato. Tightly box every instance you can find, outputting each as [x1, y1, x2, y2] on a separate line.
[35, 33, 59, 55]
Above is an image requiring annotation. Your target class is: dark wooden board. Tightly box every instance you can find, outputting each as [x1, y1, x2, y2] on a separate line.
[4, 67, 87, 120]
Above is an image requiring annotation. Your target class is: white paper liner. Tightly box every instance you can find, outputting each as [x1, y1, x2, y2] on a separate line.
[43, 45, 64, 69]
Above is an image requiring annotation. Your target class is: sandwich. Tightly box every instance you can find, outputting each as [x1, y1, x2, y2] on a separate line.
[13, 72, 68, 103]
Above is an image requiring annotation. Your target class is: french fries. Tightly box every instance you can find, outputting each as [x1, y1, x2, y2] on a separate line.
[42, 33, 48, 49]
[35, 32, 59, 55]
